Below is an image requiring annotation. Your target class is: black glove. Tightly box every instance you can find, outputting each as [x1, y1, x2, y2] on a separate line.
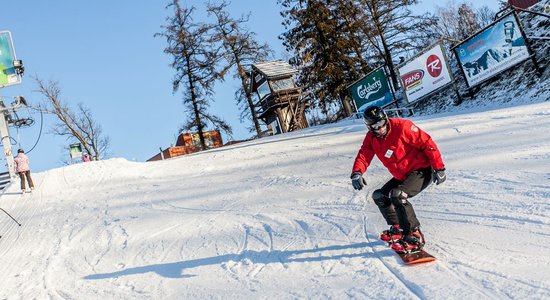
[351, 172, 367, 190]
[432, 168, 446, 185]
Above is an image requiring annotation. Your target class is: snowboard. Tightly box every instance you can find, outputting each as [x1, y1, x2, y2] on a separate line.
[383, 237, 436, 265]
[394, 249, 436, 265]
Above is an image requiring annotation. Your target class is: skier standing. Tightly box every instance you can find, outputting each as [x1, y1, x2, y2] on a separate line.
[14, 148, 35, 193]
[350, 106, 446, 252]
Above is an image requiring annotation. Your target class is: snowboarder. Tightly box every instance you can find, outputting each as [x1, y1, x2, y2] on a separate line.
[14, 148, 35, 193]
[350, 106, 446, 253]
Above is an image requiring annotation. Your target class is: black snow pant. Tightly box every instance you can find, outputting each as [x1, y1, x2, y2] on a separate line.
[371, 167, 433, 235]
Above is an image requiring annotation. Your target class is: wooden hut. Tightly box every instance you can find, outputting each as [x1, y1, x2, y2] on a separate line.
[250, 61, 308, 135]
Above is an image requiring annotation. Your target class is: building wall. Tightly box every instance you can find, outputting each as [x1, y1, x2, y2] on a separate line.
[176, 130, 223, 149]
[147, 130, 223, 162]
[508, 0, 540, 9]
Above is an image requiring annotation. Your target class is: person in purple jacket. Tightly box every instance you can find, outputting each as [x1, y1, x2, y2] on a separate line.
[14, 149, 35, 193]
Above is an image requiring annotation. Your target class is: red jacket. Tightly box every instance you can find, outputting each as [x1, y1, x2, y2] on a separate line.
[352, 118, 444, 181]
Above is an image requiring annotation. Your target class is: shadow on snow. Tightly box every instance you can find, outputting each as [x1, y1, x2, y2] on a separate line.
[84, 242, 385, 280]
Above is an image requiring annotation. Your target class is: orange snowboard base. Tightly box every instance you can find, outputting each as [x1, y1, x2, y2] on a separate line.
[396, 249, 437, 265]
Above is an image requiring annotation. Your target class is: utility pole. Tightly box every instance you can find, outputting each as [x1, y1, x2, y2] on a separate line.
[0, 97, 26, 178]
[0, 101, 14, 177]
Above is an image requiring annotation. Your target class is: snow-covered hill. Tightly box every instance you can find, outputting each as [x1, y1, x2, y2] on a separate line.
[0, 99, 549, 299]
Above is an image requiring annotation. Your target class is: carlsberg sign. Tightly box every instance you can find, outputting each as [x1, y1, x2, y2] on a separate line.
[348, 67, 393, 113]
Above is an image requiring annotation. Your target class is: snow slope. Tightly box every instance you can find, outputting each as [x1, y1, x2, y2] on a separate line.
[0, 101, 549, 299]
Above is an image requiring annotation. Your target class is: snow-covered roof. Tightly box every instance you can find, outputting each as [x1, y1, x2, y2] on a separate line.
[251, 60, 297, 80]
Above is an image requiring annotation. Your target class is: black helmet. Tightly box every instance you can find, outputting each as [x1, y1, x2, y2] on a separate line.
[363, 106, 387, 126]
[17, 149, 24, 153]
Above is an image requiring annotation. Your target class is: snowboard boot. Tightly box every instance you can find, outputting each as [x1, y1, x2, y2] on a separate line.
[390, 228, 425, 253]
[380, 224, 402, 243]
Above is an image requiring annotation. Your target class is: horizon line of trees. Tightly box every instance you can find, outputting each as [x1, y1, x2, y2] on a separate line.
[156, 0, 275, 150]
[279, 0, 501, 124]
[157, 0, 500, 145]
[32, 0, 501, 162]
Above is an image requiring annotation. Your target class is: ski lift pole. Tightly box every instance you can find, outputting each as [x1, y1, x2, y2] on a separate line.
[0, 100, 16, 178]
[0, 96, 27, 178]
[0, 207, 21, 226]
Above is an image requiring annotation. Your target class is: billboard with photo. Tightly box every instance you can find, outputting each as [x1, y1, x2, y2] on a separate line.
[0, 31, 21, 87]
[453, 12, 530, 88]
[348, 66, 393, 114]
[398, 42, 453, 104]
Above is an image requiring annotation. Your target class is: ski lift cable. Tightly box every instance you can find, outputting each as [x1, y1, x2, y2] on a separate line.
[11, 100, 45, 154]
[24, 108, 44, 154]
[11, 105, 44, 154]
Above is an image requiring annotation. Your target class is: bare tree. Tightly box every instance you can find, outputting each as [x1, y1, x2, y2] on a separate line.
[357, 0, 438, 88]
[497, 0, 509, 10]
[157, 0, 232, 150]
[433, 1, 493, 42]
[476, 5, 497, 27]
[458, 3, 482, 39]
[34, 77, 110, 161]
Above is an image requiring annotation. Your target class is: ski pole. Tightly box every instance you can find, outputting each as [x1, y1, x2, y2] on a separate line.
[0, 207, 22, 226]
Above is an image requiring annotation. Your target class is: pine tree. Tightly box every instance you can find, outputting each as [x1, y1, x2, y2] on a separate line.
[279, 0, 369, 119]
[206, 1, 273, 136]
[458, 3, 482, 40]
[156, 0, 232, 150]
[279, 0, 436, 120]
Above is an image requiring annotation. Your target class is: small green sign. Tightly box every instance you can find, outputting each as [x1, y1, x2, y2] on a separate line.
[69, 143, 83, 159]
[348, 67, 393, 113]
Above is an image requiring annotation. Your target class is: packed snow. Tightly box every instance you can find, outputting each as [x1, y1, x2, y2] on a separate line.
[0, 99, 549, 299]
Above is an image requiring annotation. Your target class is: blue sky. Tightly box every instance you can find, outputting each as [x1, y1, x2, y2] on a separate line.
[2, 1, 287, 172]
[1, 0, 498, 172]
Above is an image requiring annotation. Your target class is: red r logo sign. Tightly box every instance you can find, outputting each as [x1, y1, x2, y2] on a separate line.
[426, 55, 442, 77]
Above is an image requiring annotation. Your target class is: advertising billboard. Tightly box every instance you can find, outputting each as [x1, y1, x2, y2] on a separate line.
[398, 42, 453, 103]
[348, 67, 393, 114]
[0, 31, 21, 87]
[454, 12, 530, 88]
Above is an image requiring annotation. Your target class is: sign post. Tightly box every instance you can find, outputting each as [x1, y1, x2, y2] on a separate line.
[0, 101, 15, 178]
[0, 97, 27, 178]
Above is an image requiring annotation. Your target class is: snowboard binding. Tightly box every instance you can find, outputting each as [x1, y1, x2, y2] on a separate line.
[390, 228, 425, 254]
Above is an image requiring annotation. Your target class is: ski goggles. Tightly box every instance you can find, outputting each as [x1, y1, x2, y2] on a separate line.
[366, 119, 387, 131]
